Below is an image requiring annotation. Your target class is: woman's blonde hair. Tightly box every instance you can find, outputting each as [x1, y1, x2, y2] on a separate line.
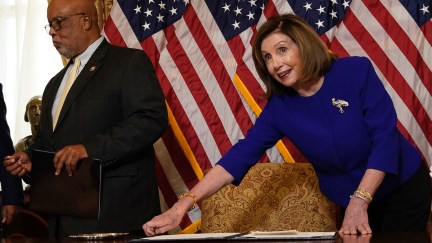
[252, 14, 338, 98]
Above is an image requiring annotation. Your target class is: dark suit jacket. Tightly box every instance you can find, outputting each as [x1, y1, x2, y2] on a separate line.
[0, 84, 24, 207]
[29, 40, 168, 236]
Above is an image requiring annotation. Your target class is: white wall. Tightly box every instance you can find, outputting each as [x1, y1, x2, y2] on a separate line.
[0, 0, 63, 146]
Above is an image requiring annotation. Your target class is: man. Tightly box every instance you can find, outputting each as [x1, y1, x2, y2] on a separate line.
[14, 95, 42, 152]
[0, 84, 24, 225]
[3, 0, 167, 237]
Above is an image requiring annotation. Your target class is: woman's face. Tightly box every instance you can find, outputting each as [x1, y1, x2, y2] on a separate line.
[260, 31, 301, 88]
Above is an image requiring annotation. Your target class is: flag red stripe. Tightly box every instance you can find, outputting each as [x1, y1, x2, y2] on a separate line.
[234, 64, 267, 108]
[140, 38, 161, 69]
[103, 17, 127, 47]
[162, 129, 200, 189]
[263, 0, 279, 18]
[326, 37, 351, 58]
[320, 34, 331, 47]
[224, 24, 269, 109]
[421, 21, 432, 45]
[419, 22, 432, 93]
[155, 159, 179, 210]
[226, 38, 268, 109]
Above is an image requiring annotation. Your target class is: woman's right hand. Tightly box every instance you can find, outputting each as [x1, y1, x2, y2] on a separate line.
[142, 197, 193, 236]
[143, 165, 234, 236]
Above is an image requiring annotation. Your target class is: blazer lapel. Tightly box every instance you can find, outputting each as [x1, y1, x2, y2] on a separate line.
[54, 40, 110, 130]
[46, 64, 69, 132]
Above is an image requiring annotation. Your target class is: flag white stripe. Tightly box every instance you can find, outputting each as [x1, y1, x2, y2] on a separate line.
[239, 30, 267, 92]
[274, 1, 295, 16]
[154, 139, 189, 195]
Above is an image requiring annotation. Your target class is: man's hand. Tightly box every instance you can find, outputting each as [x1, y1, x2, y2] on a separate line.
[54, 144, 88, 176]
[2, 205, 21, 224]
[3, 152, 32, 177]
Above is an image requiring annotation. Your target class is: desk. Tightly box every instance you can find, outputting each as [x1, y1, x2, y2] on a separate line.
[1, 232, 431, 243]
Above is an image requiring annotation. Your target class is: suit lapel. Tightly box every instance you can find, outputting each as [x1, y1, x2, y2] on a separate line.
[54, 40, 110, 131]
[46, 65, 69, 132]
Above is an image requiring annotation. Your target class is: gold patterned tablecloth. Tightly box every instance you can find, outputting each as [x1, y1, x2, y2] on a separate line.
[201, 163, 337, 233]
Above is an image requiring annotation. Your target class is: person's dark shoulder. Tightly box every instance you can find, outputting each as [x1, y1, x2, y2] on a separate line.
[107, 44, 148, 58]
[105, 44, 153, 67]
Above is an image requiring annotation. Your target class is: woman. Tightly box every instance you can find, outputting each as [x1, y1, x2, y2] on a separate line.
[143, 14, 431, 236]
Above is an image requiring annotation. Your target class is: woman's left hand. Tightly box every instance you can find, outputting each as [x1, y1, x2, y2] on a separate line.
[339, 196, 372, 235]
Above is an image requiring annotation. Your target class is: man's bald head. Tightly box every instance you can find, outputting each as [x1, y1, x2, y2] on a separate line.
[47, 0, 101, 58]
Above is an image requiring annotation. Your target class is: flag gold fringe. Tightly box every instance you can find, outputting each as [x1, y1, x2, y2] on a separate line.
[233, 74, 295, 163]
[178, 220, 201, 234]
[166, 102, 204, 180]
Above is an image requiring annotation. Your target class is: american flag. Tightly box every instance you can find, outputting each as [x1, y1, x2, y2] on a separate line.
[103, 0, 432, 233]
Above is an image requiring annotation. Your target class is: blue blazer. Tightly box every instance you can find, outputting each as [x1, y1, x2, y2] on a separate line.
[217, 57, 422, 207]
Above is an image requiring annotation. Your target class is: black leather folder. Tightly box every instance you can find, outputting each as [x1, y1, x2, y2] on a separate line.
[29, 149, 101, 219]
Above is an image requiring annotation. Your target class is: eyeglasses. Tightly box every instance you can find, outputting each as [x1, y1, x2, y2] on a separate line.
[44, 13, 85, 34]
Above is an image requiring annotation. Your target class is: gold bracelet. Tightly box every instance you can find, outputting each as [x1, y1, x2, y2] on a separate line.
[350, 188, 373, 204]
[351, 193, 370, 204]
[179, 192, 199, 211]
[355, 188, 373, 201]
